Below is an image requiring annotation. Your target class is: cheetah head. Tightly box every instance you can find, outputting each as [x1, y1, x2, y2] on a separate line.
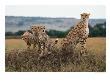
[31, 25, 38, 34]
[80, 13, 90, 21]
[22, 36, 29, 43]
[38, 25, 46, 33]
[31, 25, 46, 35]
[21, 31, 30, 43]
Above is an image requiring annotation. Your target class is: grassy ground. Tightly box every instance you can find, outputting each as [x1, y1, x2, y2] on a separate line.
[5, 38, 106, 52]
[5, 37, 106, 72]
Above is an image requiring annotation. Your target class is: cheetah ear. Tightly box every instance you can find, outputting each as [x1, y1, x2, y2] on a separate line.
[43, 26, 45, 29]
[88, 13, 90, 15]
[41, 26, 45, 29]
[80, 13, 83, 16]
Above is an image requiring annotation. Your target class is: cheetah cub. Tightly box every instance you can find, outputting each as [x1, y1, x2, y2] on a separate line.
[31, 25, 58, 57]
[21, 31, 39, 49]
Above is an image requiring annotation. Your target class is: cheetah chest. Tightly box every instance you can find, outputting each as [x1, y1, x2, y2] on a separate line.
[85, 27, 89, 36]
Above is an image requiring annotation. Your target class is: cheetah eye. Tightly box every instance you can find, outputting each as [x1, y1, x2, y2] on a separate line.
[24, 38, 27, 39]
[31, 28, 33, 29]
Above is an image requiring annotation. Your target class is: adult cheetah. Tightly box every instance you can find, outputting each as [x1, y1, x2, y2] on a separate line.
[60, 13, 90, 55]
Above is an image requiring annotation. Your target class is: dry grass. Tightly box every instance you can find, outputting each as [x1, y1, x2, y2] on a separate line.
[5, 39, 26, 51]
[5, 37, 106, 72]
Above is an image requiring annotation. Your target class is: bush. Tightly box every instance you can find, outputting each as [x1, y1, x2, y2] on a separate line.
[5, 48, 106, 72]
[46, 30, 68, 38]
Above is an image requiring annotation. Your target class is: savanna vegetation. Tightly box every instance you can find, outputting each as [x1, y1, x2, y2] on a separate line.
[5, 38, 106, 72]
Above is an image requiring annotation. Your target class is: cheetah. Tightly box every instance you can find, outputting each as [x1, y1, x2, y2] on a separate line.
[21, 31, 39, 49]
[60, 13, 90, 55]
[31, 25, 58, 56]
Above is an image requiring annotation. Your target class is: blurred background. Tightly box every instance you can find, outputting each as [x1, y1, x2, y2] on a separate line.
[5, 5, 106, 38]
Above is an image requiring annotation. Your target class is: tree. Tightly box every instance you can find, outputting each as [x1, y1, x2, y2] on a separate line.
[14, 30, 25, 36]
[5, 32, 14, 36]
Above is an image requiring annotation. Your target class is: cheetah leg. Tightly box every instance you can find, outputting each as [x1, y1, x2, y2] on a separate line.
[33, 43, 36, 49]
[39, 43, 46, 57]
[80, 39, 87, 55]
[38, 43, 41, 52]
[39, 45, 44, 57]
[46, 44, 52, 55]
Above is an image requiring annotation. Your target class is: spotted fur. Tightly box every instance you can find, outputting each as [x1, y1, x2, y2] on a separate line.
[31, 25, 57, 56]
[61, 13, 90, 55]
[21, 31, 39, 49]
